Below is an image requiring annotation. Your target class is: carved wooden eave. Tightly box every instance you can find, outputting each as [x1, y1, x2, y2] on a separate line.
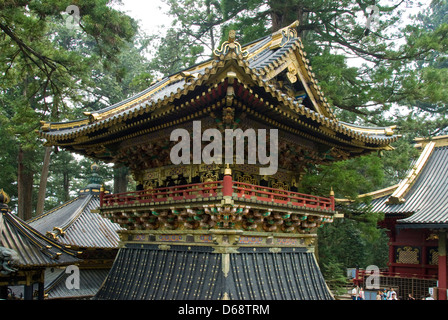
[38, 21, 399, 162]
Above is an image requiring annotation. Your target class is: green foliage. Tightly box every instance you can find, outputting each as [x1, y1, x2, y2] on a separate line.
[0, 115, 18, 207]
[45, 151, 113, 210]
[320, 259, 349, 295]
[300, 153, 385, 200]
[318, 218, 389, 271]
[0, 0, 151, 216]
[156, 0, 448, 122]
[380, 139, 420, 187]
[148, 28, 204, 77]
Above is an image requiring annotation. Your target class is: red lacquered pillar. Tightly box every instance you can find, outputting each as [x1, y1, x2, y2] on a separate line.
[438, 230, 447, 300]
[222, 165, 233, 197]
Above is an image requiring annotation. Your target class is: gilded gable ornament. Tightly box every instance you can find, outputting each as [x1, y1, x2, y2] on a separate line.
[213, 30, 249, 58]
[0, 189, 10, 204]
[286, 64, 298, 84]
[222, 107, 235, 126]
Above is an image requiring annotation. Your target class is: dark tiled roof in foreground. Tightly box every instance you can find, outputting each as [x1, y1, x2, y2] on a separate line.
[9, 267, 110, 299]
[0, 210, 79, 268]
[29, 193, 123, 249]
[366, 141, 448, 227]
[94, 244, 333, 300]
[44, 268, 110, 299]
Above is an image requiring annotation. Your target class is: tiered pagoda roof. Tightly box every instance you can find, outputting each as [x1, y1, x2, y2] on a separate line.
[38, 23, 399, 164]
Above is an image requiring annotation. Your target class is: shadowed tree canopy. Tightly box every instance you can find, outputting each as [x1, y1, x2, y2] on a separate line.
[0, 0, 146, 219]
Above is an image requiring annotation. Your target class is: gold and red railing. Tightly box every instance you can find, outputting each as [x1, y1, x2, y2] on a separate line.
[100, 179, 335, 212]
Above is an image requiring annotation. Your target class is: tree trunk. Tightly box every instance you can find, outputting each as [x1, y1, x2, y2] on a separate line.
[35, 146, 52, 216]
[269, 0, 308, 35]
[206, 0, 215, 50]
[17, 147, 34, 221]
[63, 170, 70, 202]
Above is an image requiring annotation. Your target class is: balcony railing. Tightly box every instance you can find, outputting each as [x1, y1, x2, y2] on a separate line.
[101, 181, 222, 207]
[232, 181, 334, 210]
[100, 179, 335, 211]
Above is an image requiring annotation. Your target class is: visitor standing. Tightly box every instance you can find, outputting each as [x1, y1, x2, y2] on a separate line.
[376, 290, 383, 300]
[387, 287, 396, 300]
[358, 287, 365, 300]
[382, 288, 388, 300]
[407, 293, 415, 300]
[351, 285, 358, 300]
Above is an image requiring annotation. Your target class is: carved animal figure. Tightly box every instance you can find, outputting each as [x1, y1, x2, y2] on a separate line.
[0, 247, 19, 275]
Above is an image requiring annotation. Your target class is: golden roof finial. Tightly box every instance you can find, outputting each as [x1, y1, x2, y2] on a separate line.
[213, 30, 248, 58]
[290, 20, 300, 29]
[224, 164, 232, 176]
[228, 30, 236, 43]
[0, 189, 10, 204]
[91, 162, 99, 171]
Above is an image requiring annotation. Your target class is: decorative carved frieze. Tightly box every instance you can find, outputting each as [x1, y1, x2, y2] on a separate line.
[103, 203, 333, 236]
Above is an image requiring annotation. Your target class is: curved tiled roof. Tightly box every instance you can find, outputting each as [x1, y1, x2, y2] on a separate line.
[38, 22, 399, 159]
[94, 243, 333, 300]
[354, 137, 448, 227]
[44, 268, 110, 299]
[29, 193, 123, 249]
[0, 209, 80, 268]
[395, 145, 448, 226]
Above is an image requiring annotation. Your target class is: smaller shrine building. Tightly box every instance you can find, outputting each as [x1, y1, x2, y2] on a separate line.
[350, 135, 448, 300]
[27, 163, 123, 299]
[0, 190, 80, 300]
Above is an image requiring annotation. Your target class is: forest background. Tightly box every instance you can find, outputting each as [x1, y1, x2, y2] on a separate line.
[1, 0, 448, 293]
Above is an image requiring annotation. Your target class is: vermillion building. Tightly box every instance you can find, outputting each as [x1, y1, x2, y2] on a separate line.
[38, 22, 399, 300]
[351, 136, 448, 300]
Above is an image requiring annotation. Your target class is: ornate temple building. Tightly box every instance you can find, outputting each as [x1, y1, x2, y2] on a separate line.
[349, 136, 448, 300]
[27, 163, 123, 299]
[38, 22, 399, 300]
